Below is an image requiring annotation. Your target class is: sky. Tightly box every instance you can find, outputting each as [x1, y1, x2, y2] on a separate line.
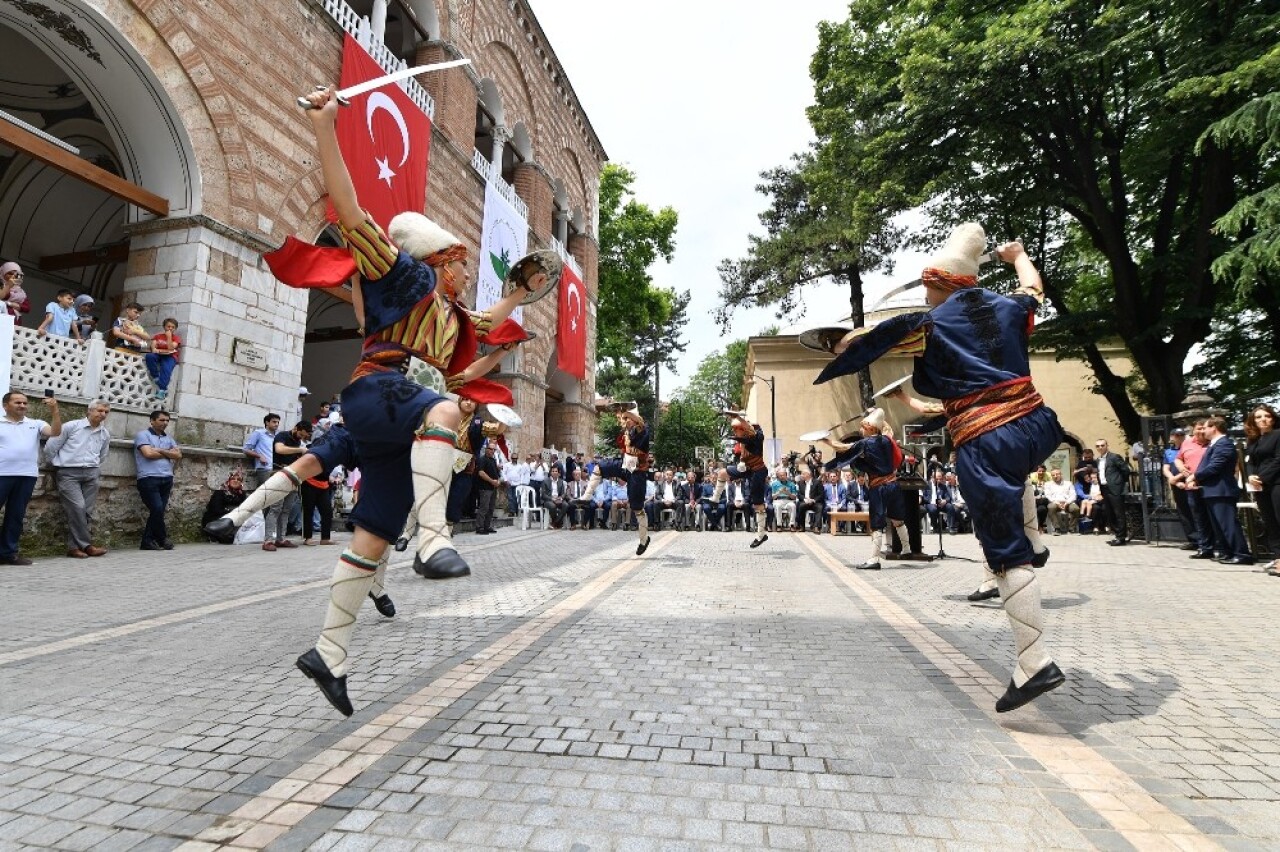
[531, 0, 930, 394]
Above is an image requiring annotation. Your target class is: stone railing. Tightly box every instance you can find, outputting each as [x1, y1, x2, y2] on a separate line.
[471, 148, 531, 220]
[7, 326, 173, 413]
[318, 0, 437, 120]
[548, 235, 583, 278]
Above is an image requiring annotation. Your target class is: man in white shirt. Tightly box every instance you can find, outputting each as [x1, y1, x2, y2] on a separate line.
[0, 391, 62, 565]
[1043, 468, 1079, 534]
[44, 399, 111, 557]
[527, 454, 547, 505]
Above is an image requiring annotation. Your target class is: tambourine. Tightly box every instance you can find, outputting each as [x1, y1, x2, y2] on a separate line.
[605, 400, 638, 413]
[501, 249, 563, 305]
[871, 375, 912, 399]
[797, 325, 854, 354]
[717, 408, 748, 420]
[798, 429, 832, 442]
[486, 403, 524, 429]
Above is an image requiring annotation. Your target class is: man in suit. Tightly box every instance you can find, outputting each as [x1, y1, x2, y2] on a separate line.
[700, 472, 726, 532]
[821, 471, 846, 532]
[796, 470, 825, 532]
[1186, 416, 1254, 565]
[924, 470, 957, 533]
[646, 471, 686, 530]
[1095, 439, 1133, 545]
[540, 465, 570, 528]
[565, 469, 591, 529]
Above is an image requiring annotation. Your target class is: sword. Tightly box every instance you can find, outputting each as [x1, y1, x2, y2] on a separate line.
[867, 250, 1000, 312]
[296, 58, 471, 109]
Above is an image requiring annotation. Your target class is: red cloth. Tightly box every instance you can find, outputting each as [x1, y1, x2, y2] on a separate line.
[263, 237, 357, 288]
[332, 34, 432, 231]
[480, 319, 528, 346]
[150, 331, 182, 363]
[556, 264, 587, 379]
[456, 377, 512, 406]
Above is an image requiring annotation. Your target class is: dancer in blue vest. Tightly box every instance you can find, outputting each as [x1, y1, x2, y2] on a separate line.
[815, 223, 1065, 713]
[579, 405, 653, 555]
[709, 413, 771, 548]
[822, 408, 910, 569]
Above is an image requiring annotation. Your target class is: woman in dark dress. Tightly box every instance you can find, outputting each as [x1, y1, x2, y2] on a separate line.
[1244, 404, 1280, 574]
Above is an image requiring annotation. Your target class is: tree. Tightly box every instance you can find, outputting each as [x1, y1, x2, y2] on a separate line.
[804, 0, 1278, 438]
[717, 151, 902, 404]
[682, 339, 751, 410]
[650, 398, 722, 469]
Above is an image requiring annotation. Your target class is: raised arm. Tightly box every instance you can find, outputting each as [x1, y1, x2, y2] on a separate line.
[302, 88, 364, 230]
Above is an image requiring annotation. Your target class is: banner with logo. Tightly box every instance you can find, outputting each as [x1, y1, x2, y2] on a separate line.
[333, 35, 432, 230]
[556, 262, 586, 379]
[476, 181, 527, 324]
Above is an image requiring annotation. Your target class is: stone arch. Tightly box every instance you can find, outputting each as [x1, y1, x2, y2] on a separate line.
[480, 40, 538, 143]
[560, 146, 592, 235]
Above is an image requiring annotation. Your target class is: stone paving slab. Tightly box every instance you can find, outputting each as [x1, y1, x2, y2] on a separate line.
[0, 526, 1277, 849]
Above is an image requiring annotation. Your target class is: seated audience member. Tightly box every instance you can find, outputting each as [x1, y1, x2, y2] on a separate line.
[946, 472, 970, 532]
[110, 302, 150, 352]
[145, 318, 182, 401]
[608, 477, 632, 530]
[566, 468, 591, 529]
[726, 476, 751, 531]
[683, 468, 702, 529]
[924, 470, 958, 534]
[796, 469, 824, 532]
[36, 289, 84, 344]
[540, 465, 570, 528]
[647, 471, 686, 530]
[1043, 468, 1080, 534]
[203, 471, 248, 539]
[771, 468, 799, 530]
[701, 471, 727, 531]
[1076, 470, 1106, 533]
[73, 295, 98, 340]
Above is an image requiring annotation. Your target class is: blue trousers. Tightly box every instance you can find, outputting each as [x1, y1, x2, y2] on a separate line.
[144, 353, 177, 390]
[955, 407, 1063, 572]
[0, 475, 36, 558]
[1204, 496, 1251, 560]
[136, 476, 173, 545]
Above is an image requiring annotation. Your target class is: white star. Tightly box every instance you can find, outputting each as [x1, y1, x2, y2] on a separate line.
[375, 156, 396, 187]
[571, 317, 578, 332]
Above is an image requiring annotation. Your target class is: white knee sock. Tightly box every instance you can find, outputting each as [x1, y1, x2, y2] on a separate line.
[227, 470, 299, 526]
[868, 530, 884, 563]
[1023, 486, 1046, 554]
[977, 561, 998, 593]
[369, 552, 389, 599]
[712, 480, 726, 503]
[410, 429, 459, 564]
[316, 550, 378, 677]
[581, 472, 603, 501]
[996, 566, 1052, 686]
[890, 521, 909, 552]
[754, 508, 767, 539]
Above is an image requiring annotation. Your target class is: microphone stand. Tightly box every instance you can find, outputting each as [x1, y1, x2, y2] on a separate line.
[929, 498, 978, 563]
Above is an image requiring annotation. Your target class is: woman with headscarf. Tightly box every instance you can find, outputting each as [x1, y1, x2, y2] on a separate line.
[202, 471, 247, 536]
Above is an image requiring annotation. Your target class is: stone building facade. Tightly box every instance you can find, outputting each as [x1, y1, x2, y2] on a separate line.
[0, 0, 604, 546]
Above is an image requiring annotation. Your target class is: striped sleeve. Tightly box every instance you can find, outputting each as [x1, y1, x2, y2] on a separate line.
[466, 309, 494, 337]
[338, 217, 398, 280]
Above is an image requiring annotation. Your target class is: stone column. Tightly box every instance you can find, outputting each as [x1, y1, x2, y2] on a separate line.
[490, 125, 510, 176]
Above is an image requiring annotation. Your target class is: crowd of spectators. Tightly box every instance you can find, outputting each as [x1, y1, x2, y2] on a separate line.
[2, 260, 180, 403]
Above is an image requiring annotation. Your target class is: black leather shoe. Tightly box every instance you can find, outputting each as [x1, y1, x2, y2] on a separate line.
[856, 561, 882, 571]
[368, 592, 396, 618]
[1107, 538, 1127, 546]
[140, 540, 163, 551]
[749, 534, 769, 549]
[413, 548, 471, 579]
[967, 587, 999, 602]
[996, 662, 1066, 713]
[1178, 543, 1199, 551]
[1217, 556, 1255, 566]
[296, 648, 353, 717]
[1031, 547, 1050, 568]
[203, 518, 237, 544]
[394, 537, 409, 552]
[1189, 551, 1216, 560]
[161, 539, 175, 551]
[636, 536, 651, 556]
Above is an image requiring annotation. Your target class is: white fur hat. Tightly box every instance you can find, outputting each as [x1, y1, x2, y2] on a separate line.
[862, 407, 886, 431]
[927, 222, 986, 278]
[388, 212, 463, 261]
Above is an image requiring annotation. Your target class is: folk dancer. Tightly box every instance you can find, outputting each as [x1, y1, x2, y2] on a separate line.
[280, 86, 542, 716]
[579, 406, 653, 555]
[709, 414, 771, 547]
[822, 409, 911, 569]
[815, 223, 1065, 712]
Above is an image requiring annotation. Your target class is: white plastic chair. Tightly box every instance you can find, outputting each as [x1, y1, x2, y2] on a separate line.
[659, 507, 679, 530]
[517, 486, 546, 530]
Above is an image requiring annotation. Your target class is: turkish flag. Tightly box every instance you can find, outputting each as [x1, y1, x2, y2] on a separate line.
[332, 34, 432, 230]
[557, 263, 587, 379]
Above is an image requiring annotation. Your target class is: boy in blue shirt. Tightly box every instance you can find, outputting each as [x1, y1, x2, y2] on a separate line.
[36, 289, 83, 343]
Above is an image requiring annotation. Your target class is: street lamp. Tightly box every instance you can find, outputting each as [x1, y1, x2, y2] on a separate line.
[751, 375, 777, 443]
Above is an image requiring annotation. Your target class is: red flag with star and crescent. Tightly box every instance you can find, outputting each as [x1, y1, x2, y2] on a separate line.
[557, 262, 586, 379]
[265, 35, 432, 288]
[332, 34, 432, 230]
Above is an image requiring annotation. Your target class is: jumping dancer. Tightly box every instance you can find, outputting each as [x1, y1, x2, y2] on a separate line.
[579, 405, 653, 555]
[816, 223, 1065, 712]
[709, 413, 771, 548]
[822, 409, 910, 569]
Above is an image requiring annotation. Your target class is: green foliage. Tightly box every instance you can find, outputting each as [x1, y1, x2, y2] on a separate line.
[651, 398, 723, 469]
[680, 339, 751, 410]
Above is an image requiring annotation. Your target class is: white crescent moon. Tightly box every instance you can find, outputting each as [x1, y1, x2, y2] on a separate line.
[365, 91, 410, 167]
[566, 279, 582, 316]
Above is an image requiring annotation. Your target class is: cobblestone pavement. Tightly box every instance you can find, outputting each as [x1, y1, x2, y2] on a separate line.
[1, 524, 1277, 850]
